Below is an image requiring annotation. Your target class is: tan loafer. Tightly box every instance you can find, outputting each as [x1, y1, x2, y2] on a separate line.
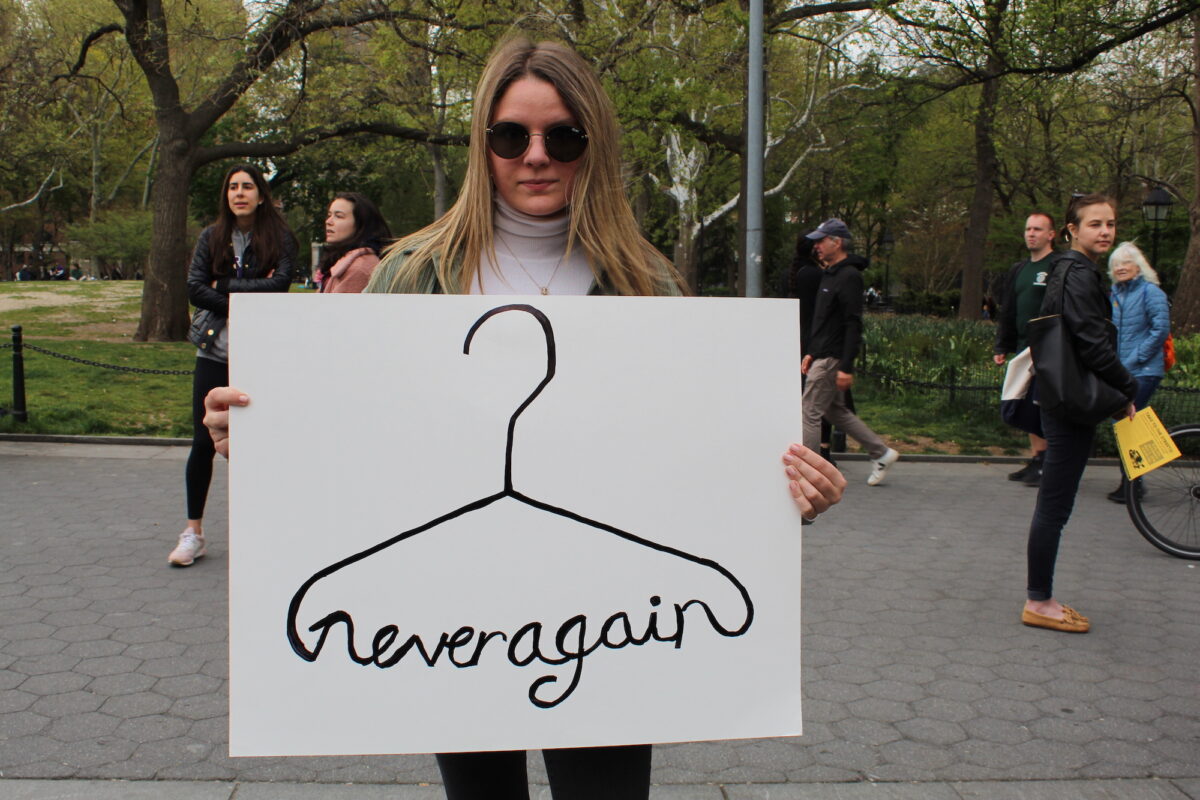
[1021, 604, 1090, 633]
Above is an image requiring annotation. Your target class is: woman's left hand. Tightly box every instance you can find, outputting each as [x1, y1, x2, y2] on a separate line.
[782, 443, 847, 521]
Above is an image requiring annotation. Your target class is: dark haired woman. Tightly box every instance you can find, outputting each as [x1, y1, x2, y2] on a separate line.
[169, 164, 297, 567]
[316, 192, 392, 293]
[1022, 194, 1136, 633]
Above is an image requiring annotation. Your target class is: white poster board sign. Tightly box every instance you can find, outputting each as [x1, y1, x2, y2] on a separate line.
[228, 294, 802, 756]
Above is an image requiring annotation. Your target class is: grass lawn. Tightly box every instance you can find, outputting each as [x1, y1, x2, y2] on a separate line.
[851, 379, 1029, 457]
[0, 281, 194, 437]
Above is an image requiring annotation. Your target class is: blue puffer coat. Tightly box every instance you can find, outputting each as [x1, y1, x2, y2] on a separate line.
[1111, 276, 1171, 378]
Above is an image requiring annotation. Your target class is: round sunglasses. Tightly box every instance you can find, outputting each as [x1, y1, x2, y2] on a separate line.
[486, 122, 589, 163]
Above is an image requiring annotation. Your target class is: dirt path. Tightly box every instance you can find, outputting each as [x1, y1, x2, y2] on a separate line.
[0, 282, 143, 340]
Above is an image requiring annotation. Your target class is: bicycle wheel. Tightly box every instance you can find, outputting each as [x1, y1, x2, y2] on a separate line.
[1126, 423, 1200, 560]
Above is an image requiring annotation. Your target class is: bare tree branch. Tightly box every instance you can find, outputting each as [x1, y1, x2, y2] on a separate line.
[105, 135, 159, 205]
[1, 169, 63, 213]
[196, 121, 469, 165]
[897, 2, 1200, 92]
[54, 24, 124, 80]
[190, 2, 505, 136]
[670, 111, 743, 154]
[769, 0, 900, 28]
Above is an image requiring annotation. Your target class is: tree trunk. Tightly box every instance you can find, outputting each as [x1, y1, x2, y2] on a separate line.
[134, 142, 194, 341]
[429, 143, 448, 218]
[674, 218, 699, 293]
[959, 75, 1000, 321]
[1174, 12, 1200, 334]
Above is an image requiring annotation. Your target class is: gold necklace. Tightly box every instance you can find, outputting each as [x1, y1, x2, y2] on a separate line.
[497, 234, 566, 296]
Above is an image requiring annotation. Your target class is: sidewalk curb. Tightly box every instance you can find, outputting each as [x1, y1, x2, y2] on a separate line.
[0, 432, 1128, 466]
[0, 432, 190, 447]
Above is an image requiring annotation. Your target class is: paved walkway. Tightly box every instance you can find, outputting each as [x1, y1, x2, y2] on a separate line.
[1, 440, 1198, 799]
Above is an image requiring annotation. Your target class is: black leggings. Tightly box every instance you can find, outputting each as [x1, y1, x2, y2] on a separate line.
[1026, 409, 1095, 601]
[436, 745, 651, 800]
[185, 356, 228, 520]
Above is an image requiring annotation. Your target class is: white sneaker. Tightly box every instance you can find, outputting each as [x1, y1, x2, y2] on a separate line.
[168, 529, 207, 567]
[867, 448, 899, 486]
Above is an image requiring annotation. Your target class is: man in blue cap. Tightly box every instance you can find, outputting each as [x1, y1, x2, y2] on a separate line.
[802, 218, 899, 486]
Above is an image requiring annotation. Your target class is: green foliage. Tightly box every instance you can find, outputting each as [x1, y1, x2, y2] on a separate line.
[67, 210, 153, 269]
[1167, 330, 1200, 387]
[861, 313, 998, 387]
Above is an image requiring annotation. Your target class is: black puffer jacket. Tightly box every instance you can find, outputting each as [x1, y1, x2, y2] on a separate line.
[1038, 249, 1137, 401]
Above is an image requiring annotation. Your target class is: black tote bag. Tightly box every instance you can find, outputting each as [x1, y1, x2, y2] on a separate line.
[1027, 264, 1128, 426]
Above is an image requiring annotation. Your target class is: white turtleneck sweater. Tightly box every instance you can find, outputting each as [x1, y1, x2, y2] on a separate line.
[472, 197, 594, 297]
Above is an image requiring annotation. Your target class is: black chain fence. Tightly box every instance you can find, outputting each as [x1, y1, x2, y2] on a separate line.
[8, 342, 191, 375]
[1, 325, 192, 423]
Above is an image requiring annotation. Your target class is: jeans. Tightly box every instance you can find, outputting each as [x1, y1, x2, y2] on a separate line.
[1133, 375, 1161, 411]
[1026, 409, 1095, 601]
[436, 745, 652, 800]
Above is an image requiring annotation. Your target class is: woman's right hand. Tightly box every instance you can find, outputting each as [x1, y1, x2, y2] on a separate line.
[203, 386, 250, 459]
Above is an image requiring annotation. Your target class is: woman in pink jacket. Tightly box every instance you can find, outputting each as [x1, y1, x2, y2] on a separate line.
[315, 192, 392, 293]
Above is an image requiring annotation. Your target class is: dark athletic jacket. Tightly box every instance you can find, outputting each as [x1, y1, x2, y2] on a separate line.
[806, 256, 864, 374]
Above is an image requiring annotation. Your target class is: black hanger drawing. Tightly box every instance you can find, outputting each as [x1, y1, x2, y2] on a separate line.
[286, 303, 754, 709]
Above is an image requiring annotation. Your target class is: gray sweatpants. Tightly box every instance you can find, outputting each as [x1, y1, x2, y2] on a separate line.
[802, 356, 888, 461]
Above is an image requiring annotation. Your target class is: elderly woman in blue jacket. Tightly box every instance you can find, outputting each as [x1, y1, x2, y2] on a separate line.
[1107, 241, 1171, 503]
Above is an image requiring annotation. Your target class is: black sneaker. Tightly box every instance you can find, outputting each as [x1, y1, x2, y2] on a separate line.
[1008, 461, 1034, 481]
[1022, 464, 1043, 487]
[1107, 486, 1127, 504]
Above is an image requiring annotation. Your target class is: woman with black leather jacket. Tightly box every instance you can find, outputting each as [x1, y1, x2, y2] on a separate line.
[1021, 193, 1136, 633]
[169, 163, 296, 567]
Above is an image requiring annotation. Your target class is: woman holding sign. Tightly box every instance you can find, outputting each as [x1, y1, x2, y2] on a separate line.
[1022, 193, 1136, 634]
[204, 35, 844, 799]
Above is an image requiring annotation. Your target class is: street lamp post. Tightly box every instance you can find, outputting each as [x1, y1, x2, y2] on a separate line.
[1141, 186, 1174, 269]
[878, 229, 895, 306]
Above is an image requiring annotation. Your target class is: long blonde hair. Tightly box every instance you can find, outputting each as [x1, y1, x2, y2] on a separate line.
[377, 36, 683, 296]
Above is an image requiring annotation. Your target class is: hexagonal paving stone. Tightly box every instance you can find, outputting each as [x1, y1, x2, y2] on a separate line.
[30, 689, 106, 717]
[74, 654, 145, 678]
[115, 714, 193, 744]
[89, 672, 159, 696]
[19, 671, 92, 695]
[99, 691, 174, 718]
[46, 710, 122, 742]
[172, 693, 227, 721]
[155, 673, 222, 699]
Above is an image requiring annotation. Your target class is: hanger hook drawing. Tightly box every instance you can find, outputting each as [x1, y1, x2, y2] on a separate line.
[463, 304, 556, 492]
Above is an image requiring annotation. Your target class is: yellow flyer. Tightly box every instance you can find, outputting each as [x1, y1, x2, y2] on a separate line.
[1113, 407, 1181, 478]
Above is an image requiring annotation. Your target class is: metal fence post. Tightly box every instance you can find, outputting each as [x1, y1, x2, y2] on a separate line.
[11, 324, 27, 422]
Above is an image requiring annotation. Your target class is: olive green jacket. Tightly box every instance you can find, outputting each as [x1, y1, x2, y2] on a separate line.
[365, 247, 682, 297]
